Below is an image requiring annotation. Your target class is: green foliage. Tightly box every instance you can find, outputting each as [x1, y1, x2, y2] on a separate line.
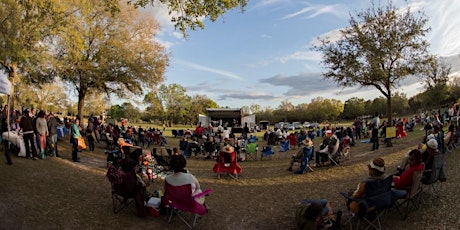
[342, 97, 365, 119]
[127, 0, 247, 37]
[54, 1, 168, 119]
[314, 1, 432, 123]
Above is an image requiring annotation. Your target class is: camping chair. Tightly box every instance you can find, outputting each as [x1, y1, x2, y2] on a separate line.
[178, 129, 184, 137]
[106, 165, 135, 214]
[340, 176, 395, 230]
[151, 147, 171, 172]
[421, 152, 447, 198]
[279, 139, 290, 154]
[163, 181, 212, 229]
[172, 130, 179, 138]
[213, 150, 242, 179]
[261, 145, 275, 160]
[297, 146, 315, 173]
[244, 142, 258, 161]
[393, 170, 423, 220]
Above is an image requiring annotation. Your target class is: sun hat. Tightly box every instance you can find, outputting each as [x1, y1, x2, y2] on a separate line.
[222, 145, 235, 153]
[426, 134, 435, 141]
[302, 138, 313, 147]
[427, 139, 438, 150]
[368, 158, 385, 173]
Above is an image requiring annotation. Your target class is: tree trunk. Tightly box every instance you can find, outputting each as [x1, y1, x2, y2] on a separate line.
[386, 95, 393, 147]
[77, 88, 87, 121]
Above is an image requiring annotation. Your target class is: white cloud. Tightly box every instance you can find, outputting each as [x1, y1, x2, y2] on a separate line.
[282, 3, 347, 20]
[177, 60, 243, 80]
[279, 50, 322, 63]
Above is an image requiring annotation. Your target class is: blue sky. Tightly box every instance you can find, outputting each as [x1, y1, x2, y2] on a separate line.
[144, 0, 460, 109]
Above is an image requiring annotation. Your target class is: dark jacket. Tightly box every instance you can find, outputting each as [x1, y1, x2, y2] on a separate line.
[20, 116, 34, 134]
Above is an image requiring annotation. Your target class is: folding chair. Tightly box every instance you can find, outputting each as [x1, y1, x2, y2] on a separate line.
[279, 140, 290, 156]
[340, 176, 394, 230]
[295, 146, 315, 174]
[106, 165, 135, 214]
[244, 142, 258, 161]
[261, 145, 275, 160]
[172, 130, 178, 138]
[163, 181, 212, 229]
[421, 152, 447, 198]
[393, 170, 423, 220]
[213, 147, 242, 179]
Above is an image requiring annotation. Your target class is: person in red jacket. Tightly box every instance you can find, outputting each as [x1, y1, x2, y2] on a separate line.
[393, 149, 423, 190]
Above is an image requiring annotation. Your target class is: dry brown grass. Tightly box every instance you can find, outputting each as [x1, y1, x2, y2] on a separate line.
[0, 129, 459, 230]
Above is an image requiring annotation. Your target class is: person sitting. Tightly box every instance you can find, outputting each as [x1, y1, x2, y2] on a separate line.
[287, 138, 314, 173]
[348, 158, 386, 214]
[165, 155, 206, 205]
[111, 158, 149, 217]
[315, 133, 339, 166]
[393, 149, 423, 191]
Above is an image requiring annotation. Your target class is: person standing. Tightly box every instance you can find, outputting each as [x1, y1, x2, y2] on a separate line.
[70, 118, 82, 162]
[19, 110, 38, 160]
[371, 112, 380, 150]
[47, 112, 59, 157]
[86, 117, 95, 152]
[36, 111, 48, 159]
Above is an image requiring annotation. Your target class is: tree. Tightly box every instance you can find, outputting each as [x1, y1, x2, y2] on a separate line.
[157, 84, 189, 126]
[342, 97, 365, 119]
[55, 1, 168, 120]
[128, 0, 247, 37]
[314, 1, 432, 145]
[422, 59, 451, 89]
[0, 0, 66, 109]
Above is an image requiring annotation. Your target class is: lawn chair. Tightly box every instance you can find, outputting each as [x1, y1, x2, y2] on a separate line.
[244, 142, 258, 161]
[172, 130, 179, 138]
[178, 129, 184, 137]
[295, 146, 315, 174]
[163, 181, 212, 229]
[213, 145, 242, 179]
[421, 152, 447, 198]
[279, 139, 290, 153]
[261, 145, 275, 160]
[340, 176, 395, 230]
[151, 147, 171, 172]
[106, 165, 135, 214]
[393, 170, 423, 220]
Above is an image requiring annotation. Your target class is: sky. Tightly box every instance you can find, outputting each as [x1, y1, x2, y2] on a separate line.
[142, 0, 460, 109]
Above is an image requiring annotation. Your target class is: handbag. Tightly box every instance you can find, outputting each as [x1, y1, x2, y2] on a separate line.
[77, 136, 87, 150]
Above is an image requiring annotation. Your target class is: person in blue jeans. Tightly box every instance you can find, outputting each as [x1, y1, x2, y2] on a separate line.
[70, 118, 82, 162]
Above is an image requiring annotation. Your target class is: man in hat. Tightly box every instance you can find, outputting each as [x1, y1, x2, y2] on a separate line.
[348, 157, 386, 214]
[19, 110, 38, 160]
[287, 138, 314, 172]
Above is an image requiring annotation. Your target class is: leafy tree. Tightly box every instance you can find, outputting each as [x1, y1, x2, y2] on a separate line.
[342, 97, 365, 119]
[128, 0, 247, 37]
[55, 1, 168, 120]
[157, 84, 188, 126]
[250, 104, 261, 114]
[144, 91, 165, 121]
[305, 97, 343, 122]
[314, 1, 432, 135]
[187, 94, 219, 125]
[84, 93, 110, 117]
[391, 92, 410, 116]
[0, 0, 65, 108]
[422, 59, 451, 89]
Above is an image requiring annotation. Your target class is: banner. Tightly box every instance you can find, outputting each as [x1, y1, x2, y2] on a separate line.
[0, 70, 11, 95]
